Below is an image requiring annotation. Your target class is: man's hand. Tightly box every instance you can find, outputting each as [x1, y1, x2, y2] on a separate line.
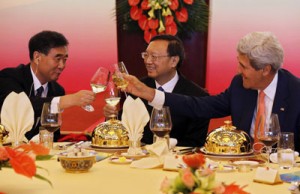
[59, 90, 95, 109]
[122, 74, 155, 102]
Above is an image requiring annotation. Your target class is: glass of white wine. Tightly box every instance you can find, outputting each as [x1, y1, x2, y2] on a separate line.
[104, 81, 121, 120]
[82, 67, 110, 112]
[112, 61, 128, 96]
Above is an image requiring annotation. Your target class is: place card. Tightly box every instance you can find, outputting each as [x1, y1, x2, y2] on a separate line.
[253, 167, 282, 184]
[163, 155, 183, 171]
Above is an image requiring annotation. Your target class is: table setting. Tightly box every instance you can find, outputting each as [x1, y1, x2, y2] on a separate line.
[1, 92, 300, 194]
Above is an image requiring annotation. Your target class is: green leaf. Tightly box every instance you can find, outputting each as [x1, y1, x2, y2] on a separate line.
[34, 173, 53, 188]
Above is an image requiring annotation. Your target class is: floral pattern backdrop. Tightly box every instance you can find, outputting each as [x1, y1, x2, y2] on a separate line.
[117, 0, 209, 43]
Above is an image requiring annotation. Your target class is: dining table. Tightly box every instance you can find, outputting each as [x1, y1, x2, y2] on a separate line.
[0, 143, 298, 194]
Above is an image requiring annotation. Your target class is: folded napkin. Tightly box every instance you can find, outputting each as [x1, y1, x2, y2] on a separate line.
[121, 96, 149, 155]
[130, 140, 171, 169]
[1, 92, 34, 144]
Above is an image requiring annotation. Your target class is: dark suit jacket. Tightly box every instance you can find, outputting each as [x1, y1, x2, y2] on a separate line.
[0, 64, 65, 141]
[164, 69, 300, 151]
[140, 74, 209, 147]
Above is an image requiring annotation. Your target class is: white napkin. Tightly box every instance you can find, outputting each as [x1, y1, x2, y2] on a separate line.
[130, 140, 170, 169]
[121, 96, 149, 155]
[1, 92, 34, 144]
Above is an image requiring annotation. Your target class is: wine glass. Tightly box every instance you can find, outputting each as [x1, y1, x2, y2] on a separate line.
[112, 61, 128, 96]
[82, 67, 110, 112]
[256, 113, 281, 164]
[104, 81, 121, 120]
[149, 106, 172, 149]
[40, 102, 62, 139]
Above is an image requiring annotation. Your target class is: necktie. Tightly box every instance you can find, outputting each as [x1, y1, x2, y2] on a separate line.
[36, 86, 44, 97]
[157, 86, 164, 91]
[254, 91, 266, 144]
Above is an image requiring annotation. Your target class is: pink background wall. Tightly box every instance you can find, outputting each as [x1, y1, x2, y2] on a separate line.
[206, 0, 300, 94]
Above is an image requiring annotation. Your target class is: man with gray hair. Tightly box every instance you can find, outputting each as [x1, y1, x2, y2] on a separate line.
[122, 31, 300, 152]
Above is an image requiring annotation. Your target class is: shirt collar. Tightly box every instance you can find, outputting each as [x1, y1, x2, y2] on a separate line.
[259, 72, 278, 101]
[155, 71, 179, 93]
[30, 66, 48, 91]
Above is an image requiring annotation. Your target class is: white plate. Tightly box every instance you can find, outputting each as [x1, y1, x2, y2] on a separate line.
[200, 147, 254, 156]
[209, 164, 236, 173]
[109, 157, 133, 164]
[121, 152, 149, 159]
[233, 160, 259, 166]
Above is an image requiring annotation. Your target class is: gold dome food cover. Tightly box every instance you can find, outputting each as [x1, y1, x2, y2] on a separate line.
[91, 119, 128, 147]
[0, 124, 9, 145]
[204, 121, 252, 154]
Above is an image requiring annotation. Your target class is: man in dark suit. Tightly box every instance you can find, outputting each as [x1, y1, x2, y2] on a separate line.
[0, 30, 95, 141]
[104, 35, 209, 147]
[123, 32, 300, 152]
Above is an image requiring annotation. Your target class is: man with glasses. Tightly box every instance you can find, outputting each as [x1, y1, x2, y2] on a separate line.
[0, 30, 95, 141]
[104, 35, 209, 147]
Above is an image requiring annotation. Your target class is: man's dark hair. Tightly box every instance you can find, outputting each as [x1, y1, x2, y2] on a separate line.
[28, 30, 69, 60]
[150, 34, 185, 69]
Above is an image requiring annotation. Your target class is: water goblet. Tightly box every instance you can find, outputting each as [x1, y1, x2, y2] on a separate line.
[82, 66, 110, 112]
[112, 61, 129, 96]
[104, 81, 121, 120]
[150, 106, 172, 149]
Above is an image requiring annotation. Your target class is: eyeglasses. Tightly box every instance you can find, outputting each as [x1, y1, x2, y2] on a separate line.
[141, 52, 169, 62]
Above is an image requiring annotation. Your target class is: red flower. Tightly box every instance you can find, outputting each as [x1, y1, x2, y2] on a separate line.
[4, 147, 36, 178]
[138, 15, 148, 30]
[17, 141, 50, 155]
[183, 0, 194, 5]
[169, 0, 179, 11]
[130, 6, 142, 21]
[128, 0, 140, 6]
[141, 0, 150, 10]
[182, 153, 205, 169]
[0, 147, 9, 160]
[144, 29, 157, 43]
[148, 18, 159, 29]
[165, 15, 174, 26]
[176, 7, 188, 22]
[165, 22, 178, 35]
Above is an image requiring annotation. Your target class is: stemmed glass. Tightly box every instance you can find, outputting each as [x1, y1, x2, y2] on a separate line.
[40, 102, 62, 136]
[112, 61, 128, 96]
[104, 81, 121, 120]
[82, 67, 110, 112]
[149, 106, 172, 149]
[256, 113, 281, 164]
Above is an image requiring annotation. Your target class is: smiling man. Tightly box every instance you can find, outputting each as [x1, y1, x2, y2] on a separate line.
[0, 30, 95, 141]
[104, 35, 209, 147]
[122, 31, 300, 152]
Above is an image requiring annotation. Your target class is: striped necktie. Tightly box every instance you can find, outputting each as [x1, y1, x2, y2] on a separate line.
[254, 91, 266, 144]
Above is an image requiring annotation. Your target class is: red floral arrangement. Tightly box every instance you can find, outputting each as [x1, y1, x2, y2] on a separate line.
[0, 142, 52, 193]
[117, 0, 209, 43]
[160, 153, 249, 194]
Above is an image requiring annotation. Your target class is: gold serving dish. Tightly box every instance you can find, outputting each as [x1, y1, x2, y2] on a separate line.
[0, 124, 9, 145]
[204, 121, 252, 155]
[91, 119, 128, 148]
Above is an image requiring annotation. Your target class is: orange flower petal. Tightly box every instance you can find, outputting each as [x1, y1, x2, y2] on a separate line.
[144, 29, 157, 43]
[141, 0, 150, 10]
[165, 22, 178, 36]
[29, 141, 50, 155]
[5, 147, 36, 178]
[182, 153, 205, 169]
[148, 19, 159, 29]
[138, 15, 148, 30]
[165, 15, 174, 26]
[0, 146, 9, 160]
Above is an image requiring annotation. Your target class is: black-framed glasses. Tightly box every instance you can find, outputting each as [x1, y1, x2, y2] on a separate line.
[141, 52, 169, 62]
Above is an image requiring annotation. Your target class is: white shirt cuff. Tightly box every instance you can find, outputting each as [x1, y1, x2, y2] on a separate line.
[148, 89, 164, 109]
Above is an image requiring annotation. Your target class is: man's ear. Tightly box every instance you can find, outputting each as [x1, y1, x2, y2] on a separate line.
[33, 51, 41, 65]
[262, 64, 272, 76]
[171, 56, 179, 68]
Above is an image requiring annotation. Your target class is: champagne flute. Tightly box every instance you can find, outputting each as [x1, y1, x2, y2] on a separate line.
[112, 61, 128, 96]
[256, 113, 281, 164]
[104, 81, 121, 120]
[149, 106, 172, 149]
[82, 67, 110, 112]
[40, 102, 62, 137]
